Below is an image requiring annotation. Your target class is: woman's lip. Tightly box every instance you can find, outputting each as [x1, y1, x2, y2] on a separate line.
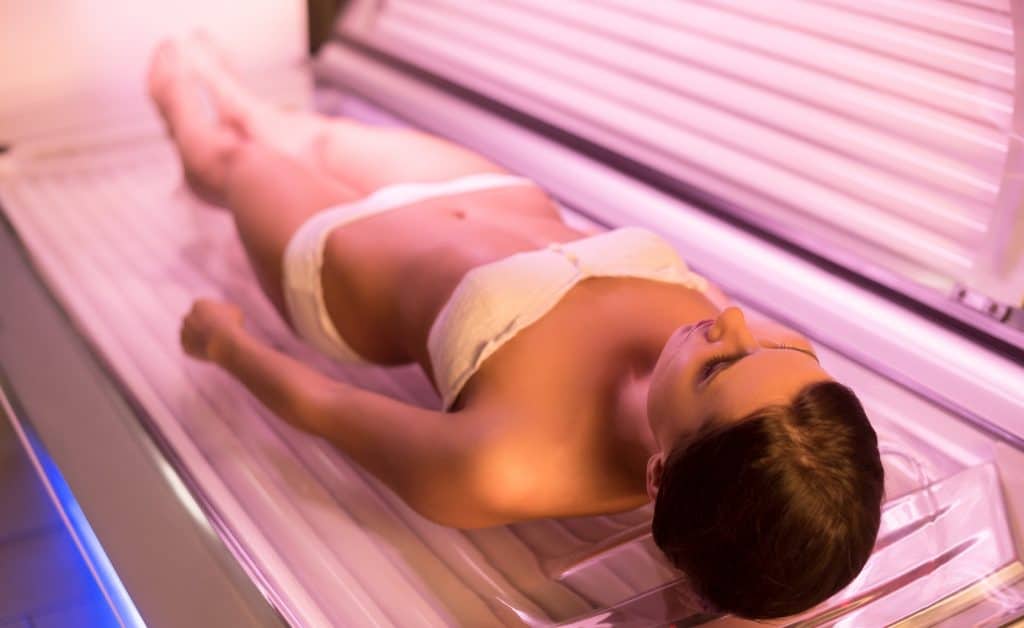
[692, 318, 714, 334]
[680, 318, 714, 343]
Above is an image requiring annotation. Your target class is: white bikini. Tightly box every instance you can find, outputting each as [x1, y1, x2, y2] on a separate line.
[281, 173, 710, 411]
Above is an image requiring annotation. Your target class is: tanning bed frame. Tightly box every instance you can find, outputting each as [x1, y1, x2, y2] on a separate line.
[2, 0, 1024, 626]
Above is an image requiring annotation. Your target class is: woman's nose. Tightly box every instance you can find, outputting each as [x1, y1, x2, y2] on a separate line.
[707, 306, 758, 348]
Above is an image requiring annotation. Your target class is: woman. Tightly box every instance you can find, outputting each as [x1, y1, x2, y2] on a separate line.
[152, 36, 885, 620]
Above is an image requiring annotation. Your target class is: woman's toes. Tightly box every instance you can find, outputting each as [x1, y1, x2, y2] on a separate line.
[147, 40, 188, 106]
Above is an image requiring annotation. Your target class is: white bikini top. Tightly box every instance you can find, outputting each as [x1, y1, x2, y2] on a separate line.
[426, 226, 710, 411]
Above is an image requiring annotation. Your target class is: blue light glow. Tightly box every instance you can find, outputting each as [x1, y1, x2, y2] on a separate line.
[25, 429, 146, 628]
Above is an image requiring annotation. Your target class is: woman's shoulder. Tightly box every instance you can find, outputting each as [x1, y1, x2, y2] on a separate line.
[455, 392, 649, 521]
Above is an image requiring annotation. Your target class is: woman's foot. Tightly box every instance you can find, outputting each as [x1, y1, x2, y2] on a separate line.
[178, 32, 260, 128]
[148, 38, 247, 206]
[179, 33, 326, 161]
[149, 33, 343, 203]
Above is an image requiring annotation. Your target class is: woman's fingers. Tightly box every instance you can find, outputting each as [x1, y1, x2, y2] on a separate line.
[180, 298, 245, 361]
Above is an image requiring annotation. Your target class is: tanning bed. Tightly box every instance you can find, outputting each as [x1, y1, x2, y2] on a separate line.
[2, 1, 1024, 625]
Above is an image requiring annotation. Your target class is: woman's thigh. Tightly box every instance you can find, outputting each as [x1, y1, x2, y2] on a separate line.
[223, 141, 361, 323]
[312, 117, 511, 194]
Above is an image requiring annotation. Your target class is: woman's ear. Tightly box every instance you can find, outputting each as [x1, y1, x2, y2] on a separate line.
[646, 453, 665, 500]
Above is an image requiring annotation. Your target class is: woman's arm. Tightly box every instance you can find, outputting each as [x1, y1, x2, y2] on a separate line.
[182, 299, 504, 527]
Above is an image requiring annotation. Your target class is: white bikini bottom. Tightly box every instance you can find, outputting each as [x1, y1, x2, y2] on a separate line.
[281, 172, 537, 365]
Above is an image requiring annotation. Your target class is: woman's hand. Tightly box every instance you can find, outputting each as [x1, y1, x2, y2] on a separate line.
[180, 298, 246, 362]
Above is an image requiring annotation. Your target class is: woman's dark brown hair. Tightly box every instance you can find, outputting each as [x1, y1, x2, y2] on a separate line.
[651, 380, 886, 619]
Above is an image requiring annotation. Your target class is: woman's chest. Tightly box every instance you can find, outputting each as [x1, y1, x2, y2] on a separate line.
[452, 278, 711, 507]
[455, 277, 704, 432]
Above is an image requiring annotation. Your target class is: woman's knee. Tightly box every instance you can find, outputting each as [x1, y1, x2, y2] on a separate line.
[224, 143, 343, 210]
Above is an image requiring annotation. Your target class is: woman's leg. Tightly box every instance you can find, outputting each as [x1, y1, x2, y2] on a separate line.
[149, 40, 361, 324]
[179, 33, 515, 195]
[223, 143, 360, 323]
[148, 35, 556, 335]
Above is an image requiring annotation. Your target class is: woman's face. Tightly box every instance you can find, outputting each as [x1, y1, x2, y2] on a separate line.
[647, 306, 832, 451]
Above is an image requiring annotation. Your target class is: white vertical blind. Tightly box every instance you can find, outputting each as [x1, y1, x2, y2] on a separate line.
[338, 0, 1020, 296]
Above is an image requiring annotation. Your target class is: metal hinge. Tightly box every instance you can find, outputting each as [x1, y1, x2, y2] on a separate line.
[951, 284, 1024, 332]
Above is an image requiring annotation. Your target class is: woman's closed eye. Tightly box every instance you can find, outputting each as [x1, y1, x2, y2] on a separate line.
[699, 343, 819, 384]
[767, 342, 819, 362]
[700, 353, 742, 383]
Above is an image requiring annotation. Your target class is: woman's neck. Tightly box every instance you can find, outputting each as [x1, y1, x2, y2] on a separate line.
[609, 362, 660, 492]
